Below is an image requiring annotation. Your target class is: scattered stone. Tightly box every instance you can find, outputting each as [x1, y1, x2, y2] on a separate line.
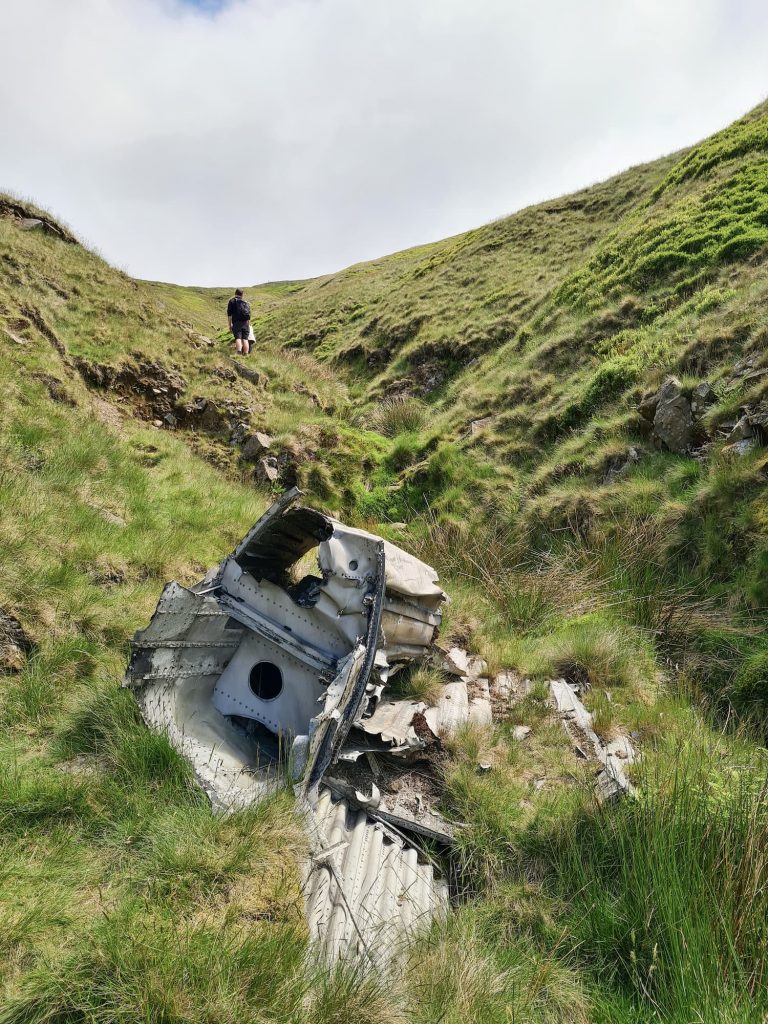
[183, 396, 229, 432]
[726, 415, 754, 442]
[492, 670, 517, 700]
[231, 359, 269, 388]
[749, 405, 768, 435]
[3, 327, 27, 346]
[255, 456, 279, 483]
[211, 365, 237, 382]
[152, 419, 163, 428]
[0, 198, 77, 243]
[513, 725, 531, 741]
[229, 422, 249, 445]
[163, 412, 178, 428]
[690, 382, 717, 416]
[468, 677, 493, 726]
[722, 438, 756, 457]
[74, 355, 186, 420]
[439, 646, 471, 677]
[241, 431, 273, 461]
[637, 391, 660, 422]
[476, 762, 492, 774]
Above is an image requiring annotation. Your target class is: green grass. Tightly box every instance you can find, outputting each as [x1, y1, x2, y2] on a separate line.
[2, 97, 768, 1022]
[526, 729, 768, 1022]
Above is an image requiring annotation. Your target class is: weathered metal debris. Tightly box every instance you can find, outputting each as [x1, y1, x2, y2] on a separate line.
[550, 679, 637, 800]
[124, 487, 484, 958]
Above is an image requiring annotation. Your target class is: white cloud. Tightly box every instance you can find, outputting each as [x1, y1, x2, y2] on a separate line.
[1, 0, 766, 284]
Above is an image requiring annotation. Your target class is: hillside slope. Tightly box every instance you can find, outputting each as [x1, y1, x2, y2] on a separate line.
[1, 99, 767, 1024]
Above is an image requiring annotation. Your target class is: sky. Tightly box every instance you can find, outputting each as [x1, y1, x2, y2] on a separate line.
[1, 1, 767, 286]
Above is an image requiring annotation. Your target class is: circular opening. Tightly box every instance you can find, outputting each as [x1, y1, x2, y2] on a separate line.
[248, 662, 283, 701]
[348, 559, 358, 571]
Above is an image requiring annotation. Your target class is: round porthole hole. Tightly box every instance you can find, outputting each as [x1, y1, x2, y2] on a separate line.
[249, 662, 283, 701]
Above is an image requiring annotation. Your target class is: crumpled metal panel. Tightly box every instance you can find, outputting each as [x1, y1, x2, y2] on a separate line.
[303, 788, 448, 962]
[125, 488, 452, 960]
[359, 698, 426, 746]
[125, 582, 279, 810]
[550, 679, 636, 799]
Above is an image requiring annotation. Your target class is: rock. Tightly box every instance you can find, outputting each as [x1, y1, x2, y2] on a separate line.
[605, 445, 642, 483]
[492, 670, 517, 699]
[0, 609, 33, 671]
[19, 218, 44, 231]
[182, 397, 227, 432]
[438, 647, 471, 677]
[470, 416, 493, 436]
[476, 762, 492, 774]
[231, 360, 269, 388]
[229, 421, 250, 445]
[211, 365, 237, 382]
[3, 328, 27, 346]
[637, 391, 660, 422]
[163, 412, 178, 428]
[255, 456, 279, 483]
[241, 431, 273, 461]
[652, 376, 695, 454]
[722, 438, 756, 457]
[153, 419, 163, 428]
[726, 415, 754, 442]
[749, 405, 768, 433]
[513, 725, 532, 741]
[690, 382, 717, 416]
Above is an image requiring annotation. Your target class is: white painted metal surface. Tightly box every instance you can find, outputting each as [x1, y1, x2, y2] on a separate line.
[303, 788, 448, 963]
[550, 678, 636, 799]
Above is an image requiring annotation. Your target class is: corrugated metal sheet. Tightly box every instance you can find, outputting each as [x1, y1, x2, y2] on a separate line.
[303, 788, 448, 963]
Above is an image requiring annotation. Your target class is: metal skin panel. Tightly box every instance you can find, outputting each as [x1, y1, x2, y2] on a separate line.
[212, 632, 324, 735]
[220, 561, 356, 657]
[303, 788, 448, 963]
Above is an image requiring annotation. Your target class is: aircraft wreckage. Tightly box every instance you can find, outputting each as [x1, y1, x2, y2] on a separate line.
[125, 487, 493, 961]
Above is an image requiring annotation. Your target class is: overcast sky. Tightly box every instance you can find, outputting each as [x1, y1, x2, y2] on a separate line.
[1, 1, 767, 286]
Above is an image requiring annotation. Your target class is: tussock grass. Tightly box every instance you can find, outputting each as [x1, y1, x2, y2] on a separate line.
[367, 395, 426, 437]
[527, 731, 768, 1021]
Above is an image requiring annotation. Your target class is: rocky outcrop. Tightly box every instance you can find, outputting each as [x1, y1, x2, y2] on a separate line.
[73, 355, 186, 419]
[650, 377, 695, 453]
[1, 198, 78, 244]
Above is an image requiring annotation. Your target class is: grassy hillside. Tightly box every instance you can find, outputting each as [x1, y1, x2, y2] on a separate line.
[1, 98, 767, 1023]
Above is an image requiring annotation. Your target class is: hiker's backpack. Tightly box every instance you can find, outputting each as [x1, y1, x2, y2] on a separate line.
[232, 297, 251, 321]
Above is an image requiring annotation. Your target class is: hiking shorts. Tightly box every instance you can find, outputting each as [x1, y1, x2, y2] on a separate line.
[232, 321, 249, 341]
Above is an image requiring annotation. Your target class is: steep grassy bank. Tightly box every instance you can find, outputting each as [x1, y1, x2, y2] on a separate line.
[1, 97, 767, 1022]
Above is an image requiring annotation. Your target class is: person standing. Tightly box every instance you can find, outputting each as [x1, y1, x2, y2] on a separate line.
[227, 288, 251, 355]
